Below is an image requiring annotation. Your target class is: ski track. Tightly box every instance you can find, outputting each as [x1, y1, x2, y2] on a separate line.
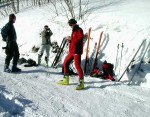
[0, 64, 150, 117]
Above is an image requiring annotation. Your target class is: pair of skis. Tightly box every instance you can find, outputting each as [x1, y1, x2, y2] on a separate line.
[51, 33, 88, 68]
[84, 28, 104, 74]
[128, 40, 150, 84]
[118, 39, 147, 81]
[51, 38, 68, 67]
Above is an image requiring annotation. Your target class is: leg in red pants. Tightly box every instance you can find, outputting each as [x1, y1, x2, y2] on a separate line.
[58, 53, 84, 90]
[73, 54, 83, 78]
[63, 53, 73, 75]
[63, 53, 83, 78]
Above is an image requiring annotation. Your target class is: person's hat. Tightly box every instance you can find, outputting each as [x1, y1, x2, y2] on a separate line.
[9, 14, 16, 21]
[68, 18, 77, 25]
[44, 25, 48, 28]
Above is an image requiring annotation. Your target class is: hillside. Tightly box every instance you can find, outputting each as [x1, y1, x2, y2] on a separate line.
[0, 0, 150, 116]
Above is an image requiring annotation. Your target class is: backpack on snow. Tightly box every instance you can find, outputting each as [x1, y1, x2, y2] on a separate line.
[102, 61, 114, 75]
[90, 61, 115, 81]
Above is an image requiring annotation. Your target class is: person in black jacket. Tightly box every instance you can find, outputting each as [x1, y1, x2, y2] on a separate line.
[1, 14, 21, 73]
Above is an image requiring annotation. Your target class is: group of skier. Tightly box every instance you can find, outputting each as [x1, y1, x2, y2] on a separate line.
[1, 14, 85, 90]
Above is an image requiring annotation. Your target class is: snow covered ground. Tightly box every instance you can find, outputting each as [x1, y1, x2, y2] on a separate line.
[0, 0, 150, 116]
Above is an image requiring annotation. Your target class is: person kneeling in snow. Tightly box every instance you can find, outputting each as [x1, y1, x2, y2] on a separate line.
[57, 19, 84, 90]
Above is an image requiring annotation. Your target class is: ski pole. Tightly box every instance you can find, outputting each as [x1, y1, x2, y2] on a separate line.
[118, 43, 124, 75]
[114, 44, 119, 71]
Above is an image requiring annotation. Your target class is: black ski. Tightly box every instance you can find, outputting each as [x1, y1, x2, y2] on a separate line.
[87, 42, 97, 74]
[51, 38, 67, 67]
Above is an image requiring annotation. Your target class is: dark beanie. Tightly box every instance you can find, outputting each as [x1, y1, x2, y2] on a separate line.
[44, 25, 48, 28]
[9, 14, 16, 21]
[68, 18, 77, 24]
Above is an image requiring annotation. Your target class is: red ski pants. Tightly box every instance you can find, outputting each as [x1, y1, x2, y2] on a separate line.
[63, 53, 83, 78]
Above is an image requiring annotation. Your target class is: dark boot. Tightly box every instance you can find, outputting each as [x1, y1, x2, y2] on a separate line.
[45, 56, 48, 67]
[38, 54, 42, 65]
[12, 64, 21, 72]
[4, 65, 11, 73]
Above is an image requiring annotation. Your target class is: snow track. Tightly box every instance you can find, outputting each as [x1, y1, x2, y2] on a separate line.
[1, 64, 150, 116]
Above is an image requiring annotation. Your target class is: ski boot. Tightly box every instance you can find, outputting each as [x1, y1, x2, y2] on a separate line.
[75, 78, 84, 90]
[57, 75, 69, 85]
[4, 65, 11, 73]
[12, 65, 21, 72]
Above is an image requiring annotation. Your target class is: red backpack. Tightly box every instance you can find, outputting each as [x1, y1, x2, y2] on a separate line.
[90, 61, 115, 81]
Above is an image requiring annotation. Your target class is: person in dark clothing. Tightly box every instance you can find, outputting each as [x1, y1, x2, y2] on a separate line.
[38, 25, 53, 67]
[57, 18, 84, 90]
[1, 14, 21, 73]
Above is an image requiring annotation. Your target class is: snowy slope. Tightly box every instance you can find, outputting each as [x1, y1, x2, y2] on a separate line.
[0, 56, 150, 117]
[0, 0, 150, 116]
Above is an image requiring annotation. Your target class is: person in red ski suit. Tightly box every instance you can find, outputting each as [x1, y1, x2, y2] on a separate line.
[57, 18, 84, 90]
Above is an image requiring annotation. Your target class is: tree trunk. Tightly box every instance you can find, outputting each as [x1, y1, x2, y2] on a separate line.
[17, 0, 19, 12]
[11, 0, 17, 13]
[79, 0, 82, 19]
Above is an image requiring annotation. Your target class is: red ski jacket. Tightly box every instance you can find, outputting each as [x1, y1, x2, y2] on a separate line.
[69, 25, 84, 54]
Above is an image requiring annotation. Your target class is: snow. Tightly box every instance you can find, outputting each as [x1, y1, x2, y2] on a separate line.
[0, 0, 150, 116]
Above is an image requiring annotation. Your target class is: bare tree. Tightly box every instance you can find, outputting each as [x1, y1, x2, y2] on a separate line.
[11, 0, 17, 13]
[38, 0, 41, 7]
[64, 0, 75, 18]
[57, 0, 89, 20]
[16, 0, 19, 12]
[58, 0, 69, 19]
[0, 0, 90, 21]
[79, 0, 82, 19]
[49, 0, 59, 16]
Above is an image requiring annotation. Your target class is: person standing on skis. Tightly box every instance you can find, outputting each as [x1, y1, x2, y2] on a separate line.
[38, 25, 53, 67]
[1, 14, 21, 73]
[57, 18, 84, 90]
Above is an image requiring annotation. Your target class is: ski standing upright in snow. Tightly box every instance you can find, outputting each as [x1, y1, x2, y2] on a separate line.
[118, 39, 146, 81]
[91, 31, 104, 71]
[128, 40, 150, 84]
[84, 27, 92, 74]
